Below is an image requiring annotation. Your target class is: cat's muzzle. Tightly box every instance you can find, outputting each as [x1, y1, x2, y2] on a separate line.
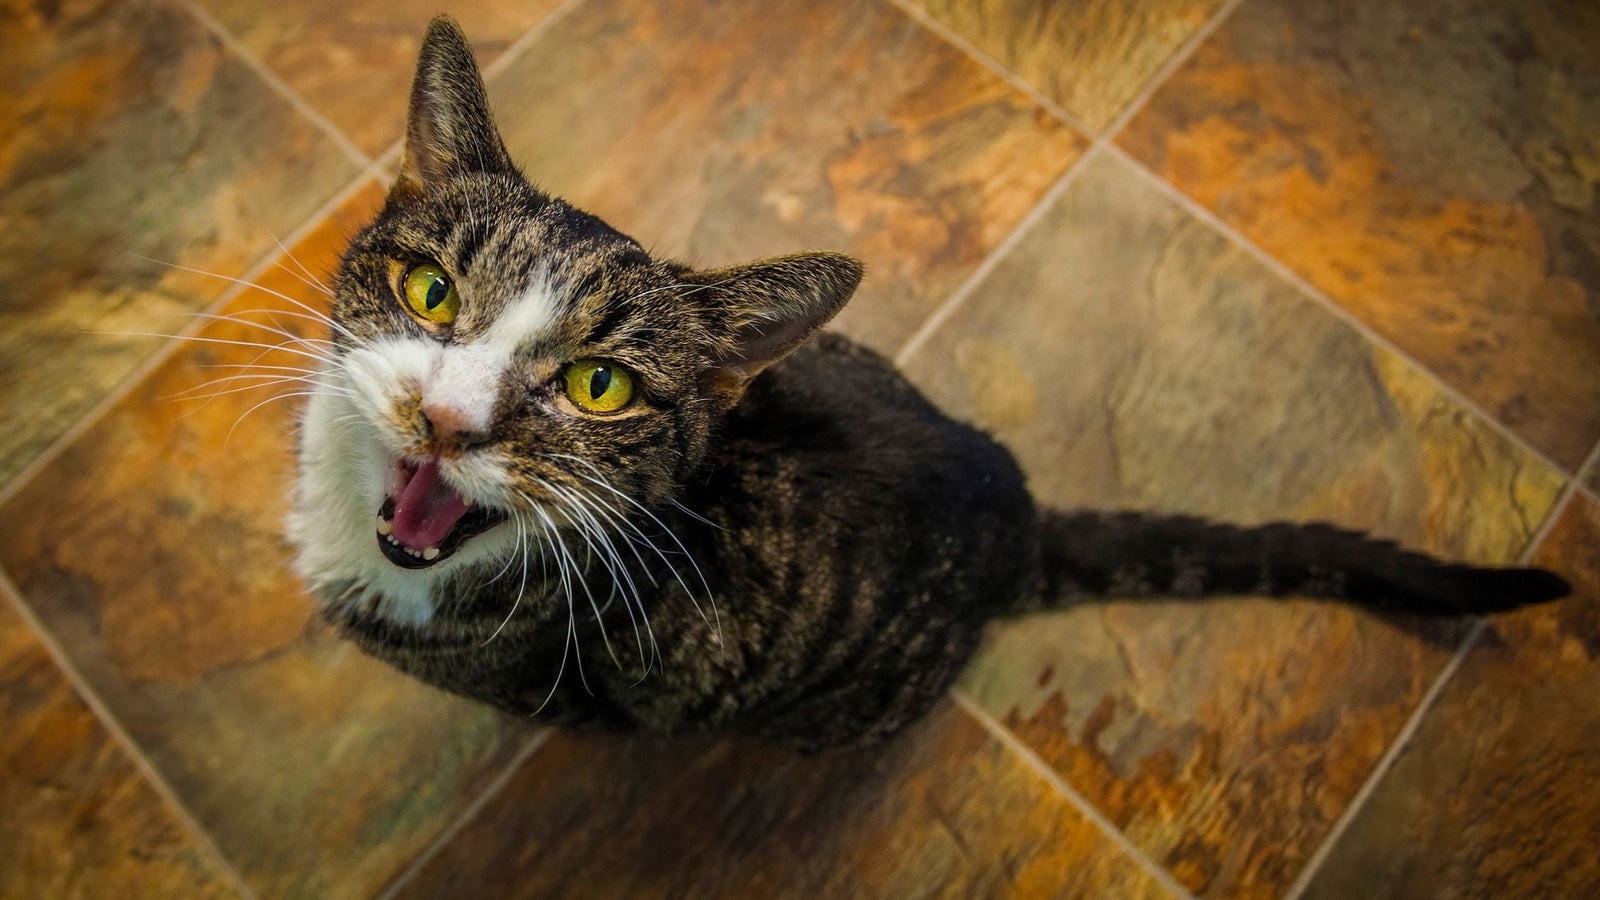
[376, 456, 507, 569]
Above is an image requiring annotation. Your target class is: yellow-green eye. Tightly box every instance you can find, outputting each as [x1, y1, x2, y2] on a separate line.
[403, 263, 460, 324]
[564, 360, 634, 414]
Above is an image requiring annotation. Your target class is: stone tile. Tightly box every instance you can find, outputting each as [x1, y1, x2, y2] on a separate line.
[901, 0, 1229, 132]
[1302, 494, 1600, 899]
[486, 0, 1085, 355]
[398, 703, 1173, 899]
[192, 0, 567, 157]
[0, 183, 536, 899]
[0, 0, 359, 490]
[900, 151, 1565, 898]
[1119, 0, 1600, 470]
[0, 598, 238, 898]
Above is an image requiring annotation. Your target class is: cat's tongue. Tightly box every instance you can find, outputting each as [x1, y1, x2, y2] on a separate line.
[390, 456, 470, 550]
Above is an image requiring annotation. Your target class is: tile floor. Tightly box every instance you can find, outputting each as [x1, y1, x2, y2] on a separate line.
[1, 0, 1596, 897]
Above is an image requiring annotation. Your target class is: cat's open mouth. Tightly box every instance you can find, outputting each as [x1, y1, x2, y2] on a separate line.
[377, 456, 505, 569]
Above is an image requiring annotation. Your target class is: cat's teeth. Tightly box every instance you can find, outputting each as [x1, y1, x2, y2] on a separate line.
[376, 516, 392, 535]
[423, 546, 440, 561]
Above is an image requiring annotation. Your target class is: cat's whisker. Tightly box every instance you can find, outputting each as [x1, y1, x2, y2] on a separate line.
[197, 308, 342, 346]
[482, 512, 531, 646]
[555, 480, 664, 674]
[543, 479, 655, 674]
[92, 331, 336, 366]
[554, 456, 722, 644]
[531, 481, 623, 670]
[127, 254, 351, 338]
[563, 481, 663, 673]
[193, 362, 324, 376]
[187, 313, 339, 365]
[268, 233, 335, 297]
[526, 500, 593, 698]
[225, 390, 322, 445]
[165, 373, 335, 405]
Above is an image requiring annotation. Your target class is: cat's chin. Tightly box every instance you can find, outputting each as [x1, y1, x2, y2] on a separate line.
[376, 494, 506, 569]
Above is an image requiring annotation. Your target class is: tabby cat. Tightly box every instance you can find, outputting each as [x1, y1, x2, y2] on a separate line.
[287, 17, 1568, 751]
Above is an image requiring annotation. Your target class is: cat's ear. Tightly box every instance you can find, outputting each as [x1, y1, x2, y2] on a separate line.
[392, 16, 515, 201]
[691, 252, 863, 402]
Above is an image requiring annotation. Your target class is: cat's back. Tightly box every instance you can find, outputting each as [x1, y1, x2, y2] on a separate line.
[682, 332, 1036, 746]
[713, 331, 1030, 524]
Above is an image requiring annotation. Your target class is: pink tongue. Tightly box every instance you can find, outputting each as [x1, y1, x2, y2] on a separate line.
[390, 456, 470, 550]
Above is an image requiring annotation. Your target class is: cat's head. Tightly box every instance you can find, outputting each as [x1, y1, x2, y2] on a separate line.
[288, 16, 860, 624]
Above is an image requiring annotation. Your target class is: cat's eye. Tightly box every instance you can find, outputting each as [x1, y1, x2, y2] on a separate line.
[563, 360, 635, 414]
[402, 263, 460, 325]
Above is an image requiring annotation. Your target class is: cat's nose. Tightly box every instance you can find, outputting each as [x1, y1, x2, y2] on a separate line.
[421, 399, 491, 450]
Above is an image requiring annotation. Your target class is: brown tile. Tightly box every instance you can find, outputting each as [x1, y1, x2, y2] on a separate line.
[900, 0, 1229, 132]
[1301, 494, 1600, 899]
[0, 182, 536, 898]
[0, 597, 237, 898]
[486, 0, 1086, 355]
[398, 703, 1173, 899]
[0, 0, 359, 489]
[900, 151, 1565, 898]
[192, 0, 568, 157]
[1118, 0, 1600, 470]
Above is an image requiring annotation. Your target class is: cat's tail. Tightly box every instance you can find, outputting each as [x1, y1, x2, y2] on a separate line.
[1021, 510, 1569, 617]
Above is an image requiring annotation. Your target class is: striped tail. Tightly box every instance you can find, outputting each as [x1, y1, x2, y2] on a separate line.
[1025, 510, 1569, 616]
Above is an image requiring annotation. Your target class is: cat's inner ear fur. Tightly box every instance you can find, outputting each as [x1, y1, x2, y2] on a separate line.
[692, 252, 864, 403]
[394, 16, 514, 200]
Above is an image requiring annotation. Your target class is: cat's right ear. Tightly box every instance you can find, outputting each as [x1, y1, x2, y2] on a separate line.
[391, 16, 515, 203]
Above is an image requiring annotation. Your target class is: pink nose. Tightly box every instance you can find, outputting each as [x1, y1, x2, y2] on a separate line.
[422, 399, 490, 449]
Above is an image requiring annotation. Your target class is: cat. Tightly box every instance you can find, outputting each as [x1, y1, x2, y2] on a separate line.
[286, 16, 1569, 752]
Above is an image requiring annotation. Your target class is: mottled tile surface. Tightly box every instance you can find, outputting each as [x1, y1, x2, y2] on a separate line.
[194, 0, 567, 157]
[399, 703, 1172, 899]
[902, 152, 1565, 898]
[902, 0, 1228, 132]
[0, 184, 535, 899]
[1302, 494, 1600, 899]
[486, 0, 1085, 354]
[0, 599, 238, 898]
[1119, 0, 1600, 470]
[0, 0, 358, 489]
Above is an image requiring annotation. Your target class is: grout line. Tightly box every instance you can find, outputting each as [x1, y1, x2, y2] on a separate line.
[0, 160, 387, 512]
[1572, 438, 1600, 506]
[481, 0, 591, 83]
[1280, 616, 1487, 900]
[1283, 472, 1580, 898]
[1106, 143, 1582, 483]
[881, 0, 1096, 137]
[0, 572, 260, 900]
[1517, 484, 1580, 568]
[175, 0, 371, 171]
[953, 692, 1198, 900]
[891, 0, 1240, 368]
[894, 144, 1097, 367]
[375, 729, 551, 900]
[1100, 0, 1246, 140]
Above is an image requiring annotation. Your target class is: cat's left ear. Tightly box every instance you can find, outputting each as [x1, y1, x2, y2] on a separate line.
[690, 251, 863, 403]
[392, 16, 515, 201]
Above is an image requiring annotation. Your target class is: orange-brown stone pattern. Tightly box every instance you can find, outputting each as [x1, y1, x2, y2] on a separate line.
[192, 0, 569, 156]
[0, 0, 357, 488]
[900, 0, 1229, 131]
[904, 152, 1564, 898]
[0, 184, 537, 899]
[1302, 494, 1600, 899]
[0, 598, 237, 898]
[1119, 0, 1600, 470]
[485, 0, 1086, 355]
[398, 704, 1173, 900]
